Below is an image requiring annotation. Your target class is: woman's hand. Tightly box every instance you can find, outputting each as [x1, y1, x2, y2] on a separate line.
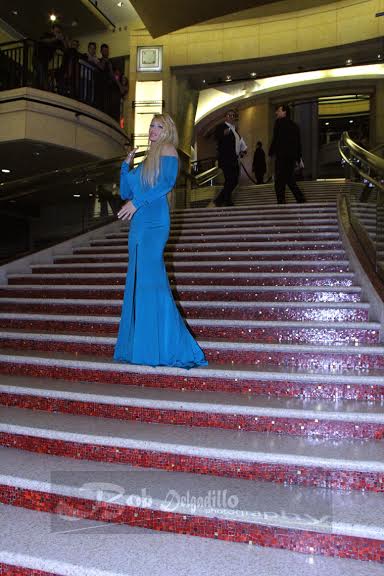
[125, 147, 138, 165]
[118, 200, 137, 221]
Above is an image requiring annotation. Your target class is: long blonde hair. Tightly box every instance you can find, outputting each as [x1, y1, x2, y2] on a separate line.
[141, 113, 179, 187]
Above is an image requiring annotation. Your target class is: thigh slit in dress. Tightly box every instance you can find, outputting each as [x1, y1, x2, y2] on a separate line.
[114, 156, 207, 369]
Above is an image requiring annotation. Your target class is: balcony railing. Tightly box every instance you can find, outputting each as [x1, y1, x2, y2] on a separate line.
[0, 38, 123, 123]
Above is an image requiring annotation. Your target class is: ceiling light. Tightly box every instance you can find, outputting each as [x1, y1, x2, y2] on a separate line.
[73, 194, 81, 198]
[345, 58, 353, 66]
[378, 54, 382, 60]
[202, 79, 206, 84]
[325, 122, 330, 126]
[11, 10, 19, 16]
[349, 119, 354, 123]
[117, 1, 124, 6]
[49, 13, 57, 22]
[250, 72, 257, 77]
[1, 169, 11, 173]
[225, 75, 232, 82]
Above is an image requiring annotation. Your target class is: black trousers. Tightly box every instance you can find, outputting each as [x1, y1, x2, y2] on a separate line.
[274, 159, 305, 204]
[215, 161, 239, 206]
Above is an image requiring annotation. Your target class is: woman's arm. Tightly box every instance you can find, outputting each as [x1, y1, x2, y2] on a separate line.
[131, 155, 178, 210]
[119, 149, 138, 200]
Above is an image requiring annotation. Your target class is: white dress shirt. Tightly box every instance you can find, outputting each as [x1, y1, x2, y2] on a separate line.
[225, 122, 247, 156]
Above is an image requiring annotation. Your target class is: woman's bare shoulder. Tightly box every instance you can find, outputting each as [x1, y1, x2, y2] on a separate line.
[161, 143, 178, 157]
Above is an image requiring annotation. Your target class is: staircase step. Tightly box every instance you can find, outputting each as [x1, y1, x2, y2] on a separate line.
[0, 298, 370, 323]
[0, 284, 363, 303]
[66, 249, 348, 263]
[0, 406, 383, 492]
[108, 226, 340, 240]
[171, 202, 337, 216]
[91, 233, 341, 245]
[7, 271, 356, 287]
[0, 351, 383, 402]
[29, 261, 351, 274]
[1, 375, 383, 439]
[0, 447, 383, 564]
[0, 314, 377, 344]
[2, 504, 383, 576]
[84, 240, 344, 253]
[1, 332, 384, 370]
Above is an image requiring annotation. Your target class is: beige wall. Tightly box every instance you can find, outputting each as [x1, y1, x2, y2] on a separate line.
[0, 88, 127, 158]
[75, 0, 384, 155]
[78, 0, 384, 63]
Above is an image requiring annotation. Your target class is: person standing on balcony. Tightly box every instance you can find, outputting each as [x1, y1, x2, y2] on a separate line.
[269, 104, 305, 204]
[114, 113, 207, 368]
[35, 24, 68, 90]
[214, 109, 247, 207]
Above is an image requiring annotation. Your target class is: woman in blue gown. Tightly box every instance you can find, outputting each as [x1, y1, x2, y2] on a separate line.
[114, 113, 207, 369]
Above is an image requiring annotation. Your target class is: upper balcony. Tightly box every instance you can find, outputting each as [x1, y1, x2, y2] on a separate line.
[0, 38, 128, 176]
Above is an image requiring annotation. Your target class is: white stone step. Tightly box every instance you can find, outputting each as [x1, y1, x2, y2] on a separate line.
[1, 374, 383, 425]
[1, 351, 383, 388]
[2, 330, 384, 358]
[171, 202, 337, 215]
[1, 447, 383, 540]
[68, 249, 348, 258]
[7, 271, 355, 280]
[0, 298, 369, 312]
[29, 259, 350, 270]
[2, 504, 382, 576]
[0, 284, 362, 294]
[0, 406, 383, 473]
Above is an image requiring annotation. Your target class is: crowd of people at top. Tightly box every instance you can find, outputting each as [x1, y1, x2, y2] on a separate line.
[36, 24, 128, 121]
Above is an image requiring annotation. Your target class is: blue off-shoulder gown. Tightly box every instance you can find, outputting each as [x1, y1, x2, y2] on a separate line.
[114, 156, 208, 369]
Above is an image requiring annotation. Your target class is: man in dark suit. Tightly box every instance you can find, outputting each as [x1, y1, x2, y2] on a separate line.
[269, 104, 305, 204]
[214, 109, 247, 206]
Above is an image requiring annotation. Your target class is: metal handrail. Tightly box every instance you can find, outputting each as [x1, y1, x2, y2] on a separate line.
[0, 150, 218, 204]
[339, 132, 384, 174]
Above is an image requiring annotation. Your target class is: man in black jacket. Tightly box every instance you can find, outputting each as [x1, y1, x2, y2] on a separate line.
[214, 109, 247, 206]
[269, 104, 305, 204]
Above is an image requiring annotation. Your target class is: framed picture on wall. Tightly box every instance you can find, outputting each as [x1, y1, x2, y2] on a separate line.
[137, 46, 163, 72]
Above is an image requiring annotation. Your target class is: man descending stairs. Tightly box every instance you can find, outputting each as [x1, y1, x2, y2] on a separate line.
[0, 202, 383, 575]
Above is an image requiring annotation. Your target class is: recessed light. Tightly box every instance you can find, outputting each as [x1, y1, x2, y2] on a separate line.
[49, 13, 57, 22]
[11, 9, 19, 16]
[325, 122, 330, 126]
[250, 72, 257, 77]
[345, 58, 353, 66]
[349, 119, 354, 123]
[202, 79, 206, 84]
[1, 169, 11, 173]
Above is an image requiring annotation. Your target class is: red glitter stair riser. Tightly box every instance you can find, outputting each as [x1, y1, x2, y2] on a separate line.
[1, 338, 384, 370]
[0, 433, 383, 492]
[0, 362, 382, 402]
[0, 288, 362, 303]
[62, 252, 347, 263]
[7, 277, 354, 287]
[0, 486, 383, 563]
[0, 320, 376, 346]
[31, 264, 350, 274]
[0, 393, 383, 440]
[0, 565, 57, 576]
[0, 302, 369, 322]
